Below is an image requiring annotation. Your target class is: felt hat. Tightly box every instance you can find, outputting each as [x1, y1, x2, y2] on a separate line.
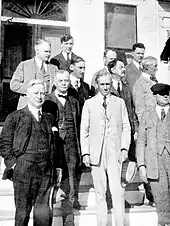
[151, 83, 170, 96]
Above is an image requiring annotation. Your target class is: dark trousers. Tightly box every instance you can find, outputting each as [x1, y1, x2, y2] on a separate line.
[13, 158, 52, 226]
[59, 133, 80, 226]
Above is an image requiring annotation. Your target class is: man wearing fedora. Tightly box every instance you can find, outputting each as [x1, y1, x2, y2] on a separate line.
[136, 83, 170, 226]
[80, 71, 131, 226]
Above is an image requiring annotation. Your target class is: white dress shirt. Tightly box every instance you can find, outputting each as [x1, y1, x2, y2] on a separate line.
[28, 103, 42, 121]
[112, 78, 122, 91]
[133, 60, 140, 70]
[55, 90, 67, 106]
[35, 57, 47, 72]
[156, 104, 169, 120]
[70, 73, 81, 90]
[62, 51, 72, 61]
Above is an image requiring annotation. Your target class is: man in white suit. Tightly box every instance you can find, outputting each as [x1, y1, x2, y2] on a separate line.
[80, 71, 131, 226]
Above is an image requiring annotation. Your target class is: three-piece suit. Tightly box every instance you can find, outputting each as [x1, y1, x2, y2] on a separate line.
[136, 106, 170, 225]
[0, 106, 56, 226]
[125, 61, 142, 91]
[44, 92, 81, 205]
[80, 93, 131, 226]
[10, 58, 58, 110]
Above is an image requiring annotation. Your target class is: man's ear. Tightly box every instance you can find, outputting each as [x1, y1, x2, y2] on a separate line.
[70, 64, 74, 71]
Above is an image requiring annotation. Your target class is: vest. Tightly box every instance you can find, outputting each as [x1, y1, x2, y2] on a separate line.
[156, 110, 170, 155]
[22, 116, 50, 163]
[57, 98, 75, 140]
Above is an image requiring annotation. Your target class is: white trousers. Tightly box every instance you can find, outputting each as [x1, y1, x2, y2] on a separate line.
[91, 140, 125, 226]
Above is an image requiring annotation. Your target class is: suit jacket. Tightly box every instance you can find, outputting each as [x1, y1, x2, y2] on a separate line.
[50, 52, 78, 72]
[136, 107, 170, 179]
[132, 74, 156, 123]
[44, 92, 81, 160]
[125, 62, 141, 91]
[68, 81, 94, 112]
[110, 79, 138, 135]
[80, 94, 131, 166]
[10, 58, 58, 110]
[0, 106, 56, 180]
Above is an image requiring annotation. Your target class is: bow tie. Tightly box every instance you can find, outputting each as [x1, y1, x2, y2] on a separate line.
[58, 94, 67, 99]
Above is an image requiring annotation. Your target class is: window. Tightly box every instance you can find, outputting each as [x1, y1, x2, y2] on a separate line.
[105, 3, 137, 51]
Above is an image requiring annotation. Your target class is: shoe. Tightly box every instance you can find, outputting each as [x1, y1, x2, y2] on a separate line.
[148, 201, 156, 207]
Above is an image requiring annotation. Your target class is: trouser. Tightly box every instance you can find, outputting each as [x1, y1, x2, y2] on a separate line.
[150, 149, 170, 225]
[13, 158, 52, 226]
[91, 142, 125, 226]
[59, 133, 80, 226]
[144, 182, 154, 202]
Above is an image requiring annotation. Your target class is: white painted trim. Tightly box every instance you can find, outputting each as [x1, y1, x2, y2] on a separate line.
[1, 16, 70, 27]
[104, 0, 143, 6]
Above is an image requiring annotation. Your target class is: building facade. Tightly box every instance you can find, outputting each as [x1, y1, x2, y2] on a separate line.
[0, 0, 170, 120]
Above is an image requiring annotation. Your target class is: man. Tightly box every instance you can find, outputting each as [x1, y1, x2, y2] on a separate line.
[133, 56, 158, 123]
[81, 71, 131, 226]
[44, 70, 82, 221]
[126, 43, 145, 91]
[108, 59, 138, 162]
[1, 79, 57, 226]
[10, 39, 58, 110]
[91, 48, 117, 92]
[132, 56, 158, 206]
[136, 83, 170, 226]
[68, 57, 94, 112]
[50, 34, 78, 72]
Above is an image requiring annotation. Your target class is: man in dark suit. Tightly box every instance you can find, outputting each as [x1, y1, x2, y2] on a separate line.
[108, 59, 138, 162]
[0, 79, 58, 226]
[50, 34, 78, 72]
[44, 70, 82, 224]
[68, 57, 94, 112]
[126, 43, 145, 91]
[10, 39, 58, 110]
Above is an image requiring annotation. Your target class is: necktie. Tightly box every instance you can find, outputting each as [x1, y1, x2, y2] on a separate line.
[67, 53, 70, 63]
[58, 94, 67, 99]
[161, 108, 166, 121]
[41, 62, 46, 74]
[117, 82, 121, 94]
[38, 110, 42, 122]
[103, 96, 107, 110]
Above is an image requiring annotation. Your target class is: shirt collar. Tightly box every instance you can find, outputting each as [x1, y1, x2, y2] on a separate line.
[142, 72, 151, 81]
[28, 103, 42, 115]
[55, 89, 68, 97]
[156, 104, 169, 115]
[34, 57, 47, 71]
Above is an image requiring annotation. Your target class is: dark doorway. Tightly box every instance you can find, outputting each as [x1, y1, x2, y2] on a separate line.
[1, 24, 32, 121]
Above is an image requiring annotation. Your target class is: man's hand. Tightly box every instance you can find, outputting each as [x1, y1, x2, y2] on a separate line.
[139, 166, 148, 183]
[82, 155, 91, 167]
[119, 150, 128, 163]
